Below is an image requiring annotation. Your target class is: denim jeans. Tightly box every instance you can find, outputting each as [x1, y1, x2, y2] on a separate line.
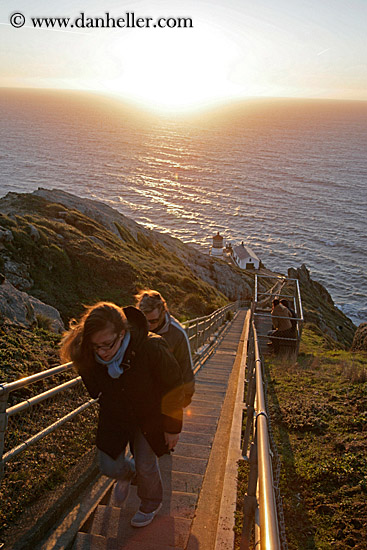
[98, 429, 163, 513]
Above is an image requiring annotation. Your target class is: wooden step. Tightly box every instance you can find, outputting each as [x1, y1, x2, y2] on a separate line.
[82, 490, 194, 547]
[178, 430, 214, 446]
[74, 532, 185, 550]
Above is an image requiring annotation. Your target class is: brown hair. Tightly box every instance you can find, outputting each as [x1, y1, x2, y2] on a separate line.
[60, 302, 128, 370]
[135, 289, 167, 315]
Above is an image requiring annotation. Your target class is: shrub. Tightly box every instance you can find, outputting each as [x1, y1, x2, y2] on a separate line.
[183, 293, 208, 317]
[36, 314, 53, 331]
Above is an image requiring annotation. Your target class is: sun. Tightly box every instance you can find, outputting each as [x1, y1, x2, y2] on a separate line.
[97, 24, 242, 112]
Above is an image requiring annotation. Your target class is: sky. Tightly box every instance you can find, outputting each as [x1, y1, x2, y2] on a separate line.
[0, 0, 366, 112]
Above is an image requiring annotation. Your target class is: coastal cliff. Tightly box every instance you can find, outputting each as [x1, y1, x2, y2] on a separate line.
[0, 189, 356, 349]
[0, 189, 253, 323]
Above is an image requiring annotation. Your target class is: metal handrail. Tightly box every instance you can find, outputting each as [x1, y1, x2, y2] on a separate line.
[253, 273, 304, 358]
[241, 320, 281, 550]
[2, 398, 98, 464]
[253, 324, 280, 549]
[254, 274, 304, 322]
[7, 377, 82, 417]
[0, 362, 73, 397]
[254, 313, 303, 321]
[296, 279, 304, 321]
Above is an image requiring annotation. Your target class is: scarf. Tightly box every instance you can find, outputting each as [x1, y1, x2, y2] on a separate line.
[95, 331, 131, 379]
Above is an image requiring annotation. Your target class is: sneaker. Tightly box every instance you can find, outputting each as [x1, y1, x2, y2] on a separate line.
[130, 502, 162, 527]
[113, 478, 131, 505]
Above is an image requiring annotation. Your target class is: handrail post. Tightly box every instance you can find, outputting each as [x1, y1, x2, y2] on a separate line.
[0, 385, 8, 479]
[240, 441, 258, 550]
[242, 375, 255, 458]
[295, 279, 304, 358]
[242, 337, 256, 458]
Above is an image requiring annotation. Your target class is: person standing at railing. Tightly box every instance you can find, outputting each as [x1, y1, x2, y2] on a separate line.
[60, 302, 184, 528]
[269, 298, 293, 353]
[135, 289, 195, 407]
[280, 299, 298, 336]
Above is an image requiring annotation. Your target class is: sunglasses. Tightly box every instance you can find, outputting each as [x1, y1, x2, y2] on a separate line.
[92, 334, 120, 353]
[147, 317, 161, 325]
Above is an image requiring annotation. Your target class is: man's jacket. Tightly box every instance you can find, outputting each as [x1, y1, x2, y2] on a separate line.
[155, 312, 195, 407]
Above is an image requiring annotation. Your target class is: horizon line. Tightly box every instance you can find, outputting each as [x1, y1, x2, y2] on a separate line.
[1, 85, 366, 116]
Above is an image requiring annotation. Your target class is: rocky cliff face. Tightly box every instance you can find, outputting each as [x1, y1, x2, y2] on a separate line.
[351, 323, 367, 352]
[288, 264, 356, 348]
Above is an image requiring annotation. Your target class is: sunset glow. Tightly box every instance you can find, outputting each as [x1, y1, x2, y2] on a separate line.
[0, 0, 366, 112]
[98, 24, 241, 111]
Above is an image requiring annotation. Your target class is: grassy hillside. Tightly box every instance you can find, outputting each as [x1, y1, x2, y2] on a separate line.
[0, 191, 356, 349]
[0, 194, 230, 322]
[236, 326, 367, 549]
[0, 324, 60, 382]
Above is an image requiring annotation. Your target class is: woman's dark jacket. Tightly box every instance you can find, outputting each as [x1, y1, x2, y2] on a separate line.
[77, 306, 185, 459]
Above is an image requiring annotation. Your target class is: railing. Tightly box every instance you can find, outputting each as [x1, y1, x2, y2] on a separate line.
[253, 274, 304, 356]
[0, 364, 96, 479]
[239, 273, 304, 547]
[182, 301, 240, 368]
[240, 320, 282, 550]
[0, 301, 241, 479]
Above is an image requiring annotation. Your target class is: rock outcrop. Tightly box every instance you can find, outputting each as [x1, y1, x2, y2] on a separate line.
[34, 188, 143, 240]
[288, 264, 355, 348]
[3, 256, 33, 291]
[351, 323, 367, 352]
[0, 280, 64, 333]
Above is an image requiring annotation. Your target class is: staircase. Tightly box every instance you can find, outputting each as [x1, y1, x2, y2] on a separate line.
[72, 310, 248, 550]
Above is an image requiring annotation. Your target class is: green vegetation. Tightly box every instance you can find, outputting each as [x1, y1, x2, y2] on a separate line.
[0, 195, 227, 323]
[236, 326, 367, 549]
[0, 325, 97, 544]
[0, 324, 60, 383]
[283, 272, 355, 349]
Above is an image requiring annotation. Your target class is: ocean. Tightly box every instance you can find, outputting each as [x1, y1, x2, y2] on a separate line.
[0, 89, 366, 325]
